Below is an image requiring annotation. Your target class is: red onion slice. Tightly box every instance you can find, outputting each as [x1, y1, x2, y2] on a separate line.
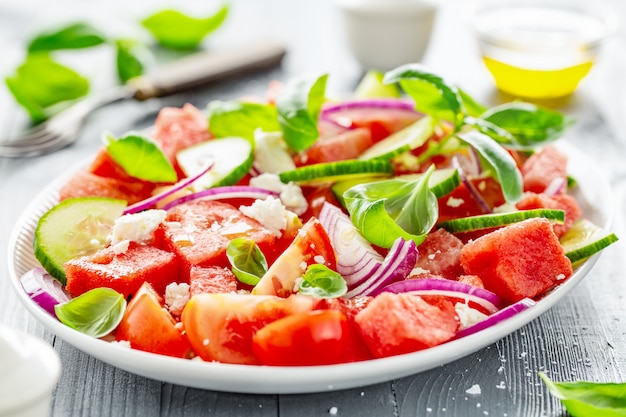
[543, 177, 566, 196]
[455, 298, 536, 339]
[320, 98, 419, 127]
[124, 162, 215, 214]
[452, 156, 492, 214]
[161, 186, 279, 211]
[376, 278, 504, 314]
[20, 268, 71, 318]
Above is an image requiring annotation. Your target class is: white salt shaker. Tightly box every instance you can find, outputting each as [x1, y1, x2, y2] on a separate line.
[0, 325, 61, 417]
[335, 0, 439, 71]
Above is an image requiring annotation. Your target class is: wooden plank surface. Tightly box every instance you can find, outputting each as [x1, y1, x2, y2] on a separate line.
[1, 1, 626, 416]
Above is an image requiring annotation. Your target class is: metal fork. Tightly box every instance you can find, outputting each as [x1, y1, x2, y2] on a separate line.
[0, 41, 287, 158]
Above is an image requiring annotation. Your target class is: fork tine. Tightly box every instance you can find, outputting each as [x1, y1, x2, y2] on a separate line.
[0, 129, 73, 158]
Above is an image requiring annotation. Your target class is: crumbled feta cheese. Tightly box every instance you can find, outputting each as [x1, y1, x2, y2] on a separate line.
[446, 196, 465, 208]
[556, 273, 566, 281]
[492, 203, 517, 214]
[293, 277, 304, 292]
[477, 180, 486, 191]
[253, 129, 297, 174]
[111, 340, 131, 349]
[165, 283, 190, 316]
[112, 240, 130, 255]
[249, 173, 308, 215]
[455, 302, 488, 329]
[219, 221, 253, 237]
[393, 152, 421, 171]
[109, 209, 167, 246]
[409, 266, 431, 277]
[314, 255, 326, 264]
[239, 196, 287, 237]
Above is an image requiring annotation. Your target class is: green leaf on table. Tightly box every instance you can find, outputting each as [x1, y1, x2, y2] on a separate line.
[276, 73, 328, 152]
[344, 165, 438, 249]
[456, 130, 523, 204]
[480, 102, 575, 149]
[207, 100, 280, 141]
[27, 22, 107, 53]
[383, 64, 464, 129]
[539, 372, 626, 417]
[141, 4, 229, 50]
[226, 238, 268, 286]
[115, 39, 148, 83]
[104, 132, 177, 183]
[299, 264, 347, 299]
[5, 53, 89, 123]
[54, 288, 126, 338]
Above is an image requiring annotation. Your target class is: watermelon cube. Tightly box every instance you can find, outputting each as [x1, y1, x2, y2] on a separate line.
[460, 217, 573, 304]
[414, 228, 465, 279]
[65, 242, 179, 298]
[59, 170, 155, 205]
[355, 292, 459, 358]
[522, 145, 568, 194]
[189, 265, 238, 295]
[515, 192, 582, 238]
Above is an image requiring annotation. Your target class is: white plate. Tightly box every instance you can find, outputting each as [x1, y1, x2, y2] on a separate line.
[7, 141, 613, 394]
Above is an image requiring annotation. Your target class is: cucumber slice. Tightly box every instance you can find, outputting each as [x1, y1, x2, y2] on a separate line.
[359, 116, 434, 160]
[438, 209, 565, 233]
[279, 159, 393, 186]
[354, 70, 402, 99]
[176, 137, 253, 191]
[560, 219, 619, 264]
[34, 197, 127, 284]
[332, 167, 461, 206]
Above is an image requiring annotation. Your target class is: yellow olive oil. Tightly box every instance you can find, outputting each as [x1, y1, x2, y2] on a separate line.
[482, 57, 594, 99]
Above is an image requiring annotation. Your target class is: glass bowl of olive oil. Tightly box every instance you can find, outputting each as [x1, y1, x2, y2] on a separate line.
[469, 0, 617, 100]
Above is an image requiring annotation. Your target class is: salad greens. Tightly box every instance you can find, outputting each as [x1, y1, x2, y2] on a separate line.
[299, 265, 347, 299]
[276, 74, 328, 152]
[226, 238, 269, 286]
[104, 132, 177, 183]
[54, 287, 126, 338]
[5, 7, 229, 122]
[540, 372, 626, 417]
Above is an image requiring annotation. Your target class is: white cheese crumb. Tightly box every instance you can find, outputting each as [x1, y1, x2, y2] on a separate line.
[314, 255, 326, 264]
[109, 209, 166, 246]
[253, 129, 297, 174]
[427, 253, 436, 260]
[249, 173, 308, 215]
[112, 240, 130, 255]
[477, 180, 486, 191]
[300, 261, 308, 272]
[409, 266, 431, 276]
[492, 203, 517, 214]
[110, 340, 131, 348]
[455, 303, 488, 329]
[293, 277, 304, 292]
[239, 196, 287, 237]
[446, 196, 465, 208]
[466, 384, 482, 395]
[556, 273, 566, 281]
[165, 283, 190, 316]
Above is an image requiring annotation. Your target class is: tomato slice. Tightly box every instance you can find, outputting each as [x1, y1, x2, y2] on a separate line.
[115, 282, 193, 358]
[181, 293, 317, 364]
[252, 310, 349, 366]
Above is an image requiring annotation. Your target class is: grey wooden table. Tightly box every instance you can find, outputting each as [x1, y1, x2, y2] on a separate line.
[1, 0, 626, 416]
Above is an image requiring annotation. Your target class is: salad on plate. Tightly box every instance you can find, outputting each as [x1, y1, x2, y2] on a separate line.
[19, 64, 618, 367]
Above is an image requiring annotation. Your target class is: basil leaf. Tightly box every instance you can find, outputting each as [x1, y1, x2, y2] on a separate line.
[276, 73, 328, 152]
[354, 69, 402, 99]
[27, 22, 106, 53]
[383, 64, 464, 128]
[207, 100, 280, 141]
[344, 166, 438, 249]
[480, 102, 575, 149]
[458, 88, 487, 117]
[539, 372, 626, 417]
[465, 116, 518, 146]
[104, 132, 177, 183]
[457, 131, 523, 204]
[5, 53, 89, 123]
[141, 5, 229, 50]
[226, 238, 268, 286]
[115, 39, 148, 83]
[54, 288, 126, 338]
[299, 264, 347, 299]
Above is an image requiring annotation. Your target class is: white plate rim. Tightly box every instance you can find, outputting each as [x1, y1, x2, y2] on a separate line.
[6, 140, 614, 394]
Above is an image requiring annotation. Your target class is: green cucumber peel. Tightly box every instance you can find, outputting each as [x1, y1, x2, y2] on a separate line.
[299, 264, 347, 299]
[226, 238, 268, 286]
[456, 130, 523, 204]
[344, 165, 438, 249]
[141, 4, 229, 50]
[207, 100, 280, 141]
[279, 159, 393, 185]
[539, 372, 626, 417]
[54, 288, 126, 338]
[104, 132, 177, 183]
[438, 209, 565, 233]
[276, 73, 328, 152]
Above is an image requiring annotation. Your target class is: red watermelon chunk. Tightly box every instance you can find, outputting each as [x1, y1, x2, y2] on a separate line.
[460, 217, 573, 304]
[65, 242, 179, 298]
[522, 145, 568, 194]
[354, 292, 459, 358]
[59, 170, 155, 204]
[294, 127, 373, 166]
[515, 192, 582, 238]
[414, 228, 465, 279]
[152, 103, 212, 170]
[189, 265, 238, 295]
[155, 201, 276, 280]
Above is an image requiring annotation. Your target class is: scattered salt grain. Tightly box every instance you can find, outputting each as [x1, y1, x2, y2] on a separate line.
[329, 406, 338, 415]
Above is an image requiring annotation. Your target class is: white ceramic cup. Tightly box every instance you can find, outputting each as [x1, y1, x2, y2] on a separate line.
[336, 0, 438, 71]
